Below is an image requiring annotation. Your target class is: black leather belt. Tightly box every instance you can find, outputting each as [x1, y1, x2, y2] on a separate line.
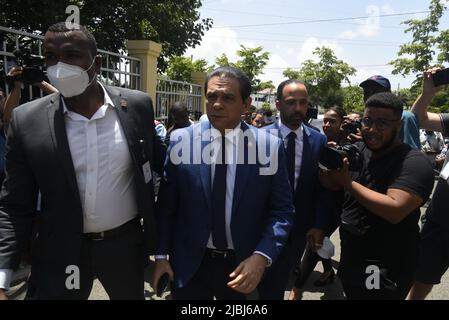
[84, 217, 140, 241]
[206, 248, 235, 259]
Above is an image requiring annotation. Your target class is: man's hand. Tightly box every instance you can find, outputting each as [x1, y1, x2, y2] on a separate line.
[325, 157, 352, 190]
[0, 289, 8, 300]
[347, 128, 363, 143]
[227, 254, 267, 294]
[306, 228, 325, 252]
[288, 286, 300, 300]
[423, 68, 446, 98]
[7, 67, 23, 88]
[319, 157, 352, 191]
[151, 259, 174, 294]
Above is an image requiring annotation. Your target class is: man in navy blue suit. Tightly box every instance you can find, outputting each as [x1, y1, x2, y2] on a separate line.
[258, 79, 331, 299]
[152, 67, 294, 300]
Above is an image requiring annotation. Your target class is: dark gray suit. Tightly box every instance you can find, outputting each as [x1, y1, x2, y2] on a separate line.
[0, 85, 166, 299]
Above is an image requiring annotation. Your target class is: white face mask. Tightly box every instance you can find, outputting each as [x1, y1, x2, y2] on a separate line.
[46, 58, 97, 98]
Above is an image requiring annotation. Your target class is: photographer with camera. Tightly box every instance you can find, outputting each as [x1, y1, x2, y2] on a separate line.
[407, 67, 449, 300]
[321, 92, 434, 299]
[360, 75, 421, 150]
[2, 66, 57, 131]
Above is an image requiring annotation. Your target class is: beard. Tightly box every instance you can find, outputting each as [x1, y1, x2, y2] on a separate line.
[284, 112, 305, 128]
[363, 127, 398, 152]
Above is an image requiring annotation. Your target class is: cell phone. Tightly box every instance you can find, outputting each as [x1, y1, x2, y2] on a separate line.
[433, 68, 449, 87]
[156, 272, 170, 297]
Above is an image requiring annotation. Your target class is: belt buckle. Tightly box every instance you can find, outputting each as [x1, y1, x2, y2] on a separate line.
[211, 249, 229, 258]
[91, 231, 105, 241]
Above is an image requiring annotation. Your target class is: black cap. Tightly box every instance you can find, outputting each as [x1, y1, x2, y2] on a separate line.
[360, 75, 391, 90]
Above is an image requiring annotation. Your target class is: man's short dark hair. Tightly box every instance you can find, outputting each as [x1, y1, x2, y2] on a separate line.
[46, 22, 97, 56]
[365, 92, 404, 118]
[277, 79, 306, 101]
[170, 101, 188, 115]
[205, 67, 252, 101]
[264, 109, 273, 117]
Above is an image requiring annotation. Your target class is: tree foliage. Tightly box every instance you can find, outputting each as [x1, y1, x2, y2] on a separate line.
[213, 45, 273, 92]
[390, 0, 448, 87]
[166, 56, 209, 82]
[282, 68, 301, 80]
[283, 46, 356, 108]
[342, 86, 364, 113]
[0, 0, 212, 71]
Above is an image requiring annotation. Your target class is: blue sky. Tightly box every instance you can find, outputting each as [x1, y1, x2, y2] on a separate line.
[186, 0, 449, 90]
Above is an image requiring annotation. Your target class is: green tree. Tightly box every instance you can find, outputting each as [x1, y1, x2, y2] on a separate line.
[166, 56, 209, 82]
[284, 47, 356, 108]
[261, 102, 272, 111]
[214, 45, 272, 92]
[396, 88, 420, 108]
[342, 86, 364, 113]
[390, 0, 448, 87]
[257, 80, 275, 91]
[0, 0, 212, 71]
[214, 53, 233, 68]
[282, 68, 301, 80]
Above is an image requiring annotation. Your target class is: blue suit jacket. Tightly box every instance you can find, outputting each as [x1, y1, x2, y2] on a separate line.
[156, 120, 295, 288]
[264, 122, 330, 237]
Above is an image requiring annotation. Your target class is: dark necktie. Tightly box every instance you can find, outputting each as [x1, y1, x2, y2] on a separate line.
[286, 132, 296, 193]
[211, 136, 228, 250]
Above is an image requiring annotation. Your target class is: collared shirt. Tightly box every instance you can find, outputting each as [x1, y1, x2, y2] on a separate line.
[0, 83, 139, 291]
[206, 123, 240, 250]
[206, 123, 272, 266]
[278, 119, 304, 190]
[63, 83, 138, 233]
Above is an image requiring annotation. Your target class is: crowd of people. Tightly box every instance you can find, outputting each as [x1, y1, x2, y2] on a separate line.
[0, 22, 448, 301]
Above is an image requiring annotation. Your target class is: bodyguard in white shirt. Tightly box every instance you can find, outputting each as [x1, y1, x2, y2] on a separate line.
[0, 23, 165, 300]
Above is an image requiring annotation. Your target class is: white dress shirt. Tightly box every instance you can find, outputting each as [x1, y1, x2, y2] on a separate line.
[278, 120, 304, 191]
[64, 83, 138, 233]
[0, 84, 138, 290]
[206, 123, 272, 265]
[206, 123, 240, 250]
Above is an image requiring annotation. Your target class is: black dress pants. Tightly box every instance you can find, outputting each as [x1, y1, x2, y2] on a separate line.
[172, 250, 245, 300]
[26, 219, 146, 300]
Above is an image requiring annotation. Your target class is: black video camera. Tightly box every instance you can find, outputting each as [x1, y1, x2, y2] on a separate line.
[5, 49, 46, 85]
[341, 119, 362, 135]
[319, 144, 364, 171]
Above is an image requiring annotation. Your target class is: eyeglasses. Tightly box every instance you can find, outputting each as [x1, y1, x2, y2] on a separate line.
[361, 117, 400, 131]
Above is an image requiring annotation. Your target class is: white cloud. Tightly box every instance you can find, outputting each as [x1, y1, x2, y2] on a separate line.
[381, 4, 395, 15]
[259, 53, 289, 87]
[185, 27, 255, 66]
[297, 37, 345, 65]
[338, 4, 392, 40]
[359, 5, 380, 37]
[339, 30, 358, 40]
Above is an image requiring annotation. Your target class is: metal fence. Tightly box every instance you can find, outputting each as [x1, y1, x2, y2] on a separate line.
[155, 77, 203, 124]
[0, 26, 141, 101]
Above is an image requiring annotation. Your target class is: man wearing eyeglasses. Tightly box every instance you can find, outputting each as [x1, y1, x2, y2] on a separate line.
[321, 92, 434, 299]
